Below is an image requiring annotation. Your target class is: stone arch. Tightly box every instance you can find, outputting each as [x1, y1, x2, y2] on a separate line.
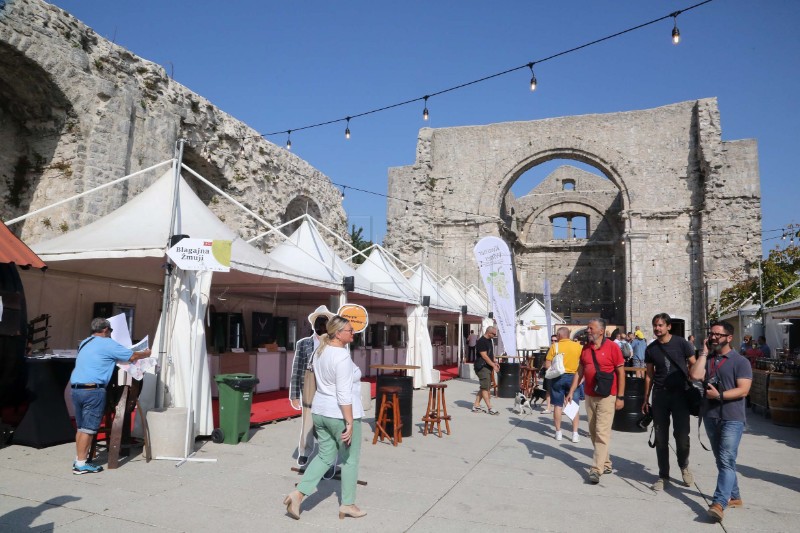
[0, 41, 84, 237]
[181, 145, 228, 207]
[490, 147, 632, 227]
[520, 196, 621, 244]
[282, 195, 322, 236]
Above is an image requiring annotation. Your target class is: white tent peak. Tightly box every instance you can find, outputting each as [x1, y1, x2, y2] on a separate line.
[356, 247, 417, 302]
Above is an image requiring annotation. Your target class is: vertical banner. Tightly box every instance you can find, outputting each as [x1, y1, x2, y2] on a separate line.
[473, 237, 516, 358]
[543, 279, 553, 339]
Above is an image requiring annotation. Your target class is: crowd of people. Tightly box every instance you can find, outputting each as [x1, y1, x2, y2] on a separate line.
[65, 309, 754, 525]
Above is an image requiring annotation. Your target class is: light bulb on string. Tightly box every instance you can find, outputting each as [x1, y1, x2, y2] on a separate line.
[422, 95, 429, 121]
[671, 14, 681, 45]
[345, 117, 351, 140]
[405, 201, 409, 213]
[341, 186, 346, 200]
[528, 62, 537, 92]
[286, 130, 292, 150]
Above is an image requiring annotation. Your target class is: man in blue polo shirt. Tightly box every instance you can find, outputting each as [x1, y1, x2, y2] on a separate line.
[690, 320, 752, 523]
[70, 318, 151, 474]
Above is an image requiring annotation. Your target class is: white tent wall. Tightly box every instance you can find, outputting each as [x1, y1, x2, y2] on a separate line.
[154, 269, 214, 438]
[19, 268, 162, 349]
[405, 305, 433, 388]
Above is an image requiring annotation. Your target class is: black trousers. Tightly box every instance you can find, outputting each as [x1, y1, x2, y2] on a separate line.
[652, 387, 691, 479]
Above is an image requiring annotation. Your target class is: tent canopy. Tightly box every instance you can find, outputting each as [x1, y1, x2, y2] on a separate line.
[0, 223, 46, 270]
[31, 169, 334, 296]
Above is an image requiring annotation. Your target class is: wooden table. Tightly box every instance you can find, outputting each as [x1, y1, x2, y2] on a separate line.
[369, 364, 420, 375]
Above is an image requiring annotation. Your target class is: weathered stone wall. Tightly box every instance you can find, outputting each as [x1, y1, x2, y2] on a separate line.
[385, 99, 761, 335]
[0, 0, 347, 254]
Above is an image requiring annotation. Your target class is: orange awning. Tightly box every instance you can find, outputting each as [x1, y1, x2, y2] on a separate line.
[0, 223, 46, 270]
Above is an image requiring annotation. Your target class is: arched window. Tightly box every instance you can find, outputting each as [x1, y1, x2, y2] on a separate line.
[551, 214, 589, 240]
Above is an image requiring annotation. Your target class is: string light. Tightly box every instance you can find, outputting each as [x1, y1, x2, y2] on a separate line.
[528, 62, 537, 91]
[341, 186, 346, 200]
[671, 13, 681, 44]
[345, 117, 351, 140]
[422, 96, 429, 121]
[285, 130, 292, 150]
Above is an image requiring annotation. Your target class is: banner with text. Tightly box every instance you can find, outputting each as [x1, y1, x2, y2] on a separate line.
[166, 238, 231, 272]
[473, 236, 516, 358]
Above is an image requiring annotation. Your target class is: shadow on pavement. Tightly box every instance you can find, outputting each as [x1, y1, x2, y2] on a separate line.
[0, 495, 80, 531]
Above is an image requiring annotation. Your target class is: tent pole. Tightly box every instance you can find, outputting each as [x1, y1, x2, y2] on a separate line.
[156, 141, 185, 408]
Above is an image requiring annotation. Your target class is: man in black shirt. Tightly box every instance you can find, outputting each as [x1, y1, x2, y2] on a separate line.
[471, 327, 500, 415]
[643, 313, 697, 491]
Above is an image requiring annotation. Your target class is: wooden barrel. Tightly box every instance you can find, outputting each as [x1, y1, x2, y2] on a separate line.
[768, 374, 800, 427]
[750, 369, 770, 410]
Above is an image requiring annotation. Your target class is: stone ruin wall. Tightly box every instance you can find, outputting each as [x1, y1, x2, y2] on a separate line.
[0, 0, 348, 255]
[385, 99, 761, 334]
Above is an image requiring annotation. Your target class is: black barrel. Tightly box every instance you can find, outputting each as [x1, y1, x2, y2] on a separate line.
[612, 376, 646, 432]
[376, 374, 413, 437]
[497, 362, 521, 398]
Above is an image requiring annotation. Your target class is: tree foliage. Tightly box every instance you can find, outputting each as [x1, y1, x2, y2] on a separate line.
[715, 236, 800, 316]
[349, 225, 372, 264]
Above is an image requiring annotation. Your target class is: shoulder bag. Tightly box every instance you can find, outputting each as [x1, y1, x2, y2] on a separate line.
[301, 349, 317, 409]
[545, 342, 566, 379]
[590, 345, 615, 397]
[654, 342, 702, 417]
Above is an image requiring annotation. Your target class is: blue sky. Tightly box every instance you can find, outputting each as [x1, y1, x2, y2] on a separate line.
[48, 0, 799, 254]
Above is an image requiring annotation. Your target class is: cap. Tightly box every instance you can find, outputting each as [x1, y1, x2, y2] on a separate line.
[307, 305, 335, 326]
[635, 330, 645, 339]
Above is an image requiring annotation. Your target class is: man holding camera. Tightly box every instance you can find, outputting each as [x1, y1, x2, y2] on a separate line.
[643, 313, 697, 492]
[689, 320, 752, 523]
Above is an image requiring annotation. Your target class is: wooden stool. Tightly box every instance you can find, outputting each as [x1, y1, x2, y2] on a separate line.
[422, 383, 451, 437]
[520, 365, 534, 398]
[373, 386, 403, 446]
[490, 370, 498, 397]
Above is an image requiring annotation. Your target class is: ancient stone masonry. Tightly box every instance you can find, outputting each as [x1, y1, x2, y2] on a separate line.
[385, 99, 761, 336]
[0, 0, 348, 255]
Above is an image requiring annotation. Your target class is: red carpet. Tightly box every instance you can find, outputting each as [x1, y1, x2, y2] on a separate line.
[211, 364, 460, 427]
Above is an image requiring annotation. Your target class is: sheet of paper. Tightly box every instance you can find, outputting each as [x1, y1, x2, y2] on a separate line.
[563, 400, 580, 421]
[108, 313, 133, 347]
[118, 335, 154, 380]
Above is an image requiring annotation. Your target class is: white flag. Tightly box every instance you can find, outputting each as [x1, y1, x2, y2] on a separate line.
[473, 237, 516, 359]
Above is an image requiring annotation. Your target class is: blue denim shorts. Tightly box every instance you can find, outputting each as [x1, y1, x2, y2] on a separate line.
[550, 373, 583, 407]
[72, 388, 106, 434]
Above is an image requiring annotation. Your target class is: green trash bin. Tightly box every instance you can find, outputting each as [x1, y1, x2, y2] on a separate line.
[213, 373, 259, 444]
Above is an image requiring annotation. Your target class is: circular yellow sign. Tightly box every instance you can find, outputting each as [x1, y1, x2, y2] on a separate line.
[337, 304, 369, 333]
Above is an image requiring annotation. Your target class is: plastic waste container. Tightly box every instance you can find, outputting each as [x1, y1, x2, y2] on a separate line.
[213, 373, 259, 444]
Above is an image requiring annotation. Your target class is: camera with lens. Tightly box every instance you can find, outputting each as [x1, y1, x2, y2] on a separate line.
[703, 375, 723, 399]
[637, 410, 654, 429]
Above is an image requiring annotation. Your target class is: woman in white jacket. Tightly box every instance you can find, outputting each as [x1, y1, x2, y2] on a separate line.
[283, 315, 365, 520]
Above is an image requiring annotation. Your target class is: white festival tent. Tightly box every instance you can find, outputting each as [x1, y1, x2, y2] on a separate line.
[354, 246, 418, 305]
[30, 166, 345, 438]
[516, 299, 564, 350]
[406, 305, 434, 388]
[440, 275, 491, 361]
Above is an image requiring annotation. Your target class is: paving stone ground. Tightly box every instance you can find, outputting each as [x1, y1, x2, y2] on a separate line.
[1, 377, 798, 532]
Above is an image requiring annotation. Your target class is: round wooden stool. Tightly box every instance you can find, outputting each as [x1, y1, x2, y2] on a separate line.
[373, 386, 403, 446]
[422, 383, 451, 437]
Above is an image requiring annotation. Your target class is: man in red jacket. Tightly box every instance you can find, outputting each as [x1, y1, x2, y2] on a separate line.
[567, 317, 625, 484]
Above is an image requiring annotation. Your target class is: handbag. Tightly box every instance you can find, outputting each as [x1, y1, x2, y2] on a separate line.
[301, 351, 317, 409]
[545, 343, 566, 379]
[590, 345, 615, 397]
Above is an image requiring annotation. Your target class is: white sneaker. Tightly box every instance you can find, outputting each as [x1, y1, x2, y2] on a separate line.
[555, 430, 562, 441]
[571, 432, 580, 443]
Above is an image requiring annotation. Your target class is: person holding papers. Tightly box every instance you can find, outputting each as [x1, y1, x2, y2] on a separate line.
[545, 327, 584, 442]
[69, 318, 151, 474]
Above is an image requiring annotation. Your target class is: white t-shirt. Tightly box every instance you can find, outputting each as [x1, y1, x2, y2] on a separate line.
[311, 345, 364, 419]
